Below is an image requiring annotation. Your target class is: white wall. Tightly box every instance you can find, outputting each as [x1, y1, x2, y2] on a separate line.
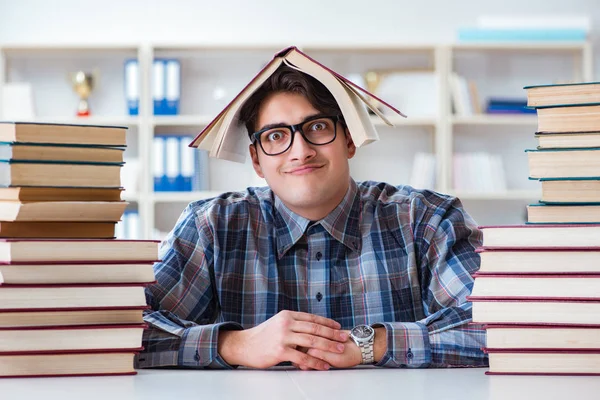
[0, 0, 599, 50]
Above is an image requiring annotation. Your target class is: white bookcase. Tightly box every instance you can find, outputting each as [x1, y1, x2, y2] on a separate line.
[0, 42, 594, 238]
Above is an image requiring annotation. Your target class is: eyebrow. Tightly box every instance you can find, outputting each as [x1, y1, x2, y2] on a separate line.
[257, 112, 327, 132]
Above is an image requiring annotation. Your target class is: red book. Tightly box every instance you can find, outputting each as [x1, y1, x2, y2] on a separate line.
[0, 260, 159, 285]
[468, 298, 600, 325]
[470, 273, 600, 300]
[484, 348, 600, 375]
[0, 283, 150, 311]
[479, 224, 600, 249]
[484, 324, 600, 350]
[0, 306, 148, 328]
[475, 247, 600, 274]
[0, 324, 146, 353]
[0, 239, 160, 263]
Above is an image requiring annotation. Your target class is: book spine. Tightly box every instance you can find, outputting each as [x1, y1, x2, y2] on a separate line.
[152, 59, 165, 115]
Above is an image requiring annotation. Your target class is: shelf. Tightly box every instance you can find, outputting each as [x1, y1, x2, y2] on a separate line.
[13, 116, 140, 127]
[451, 115, 537, 126]
[451, 42, 589, 52]
[450, 190, 541, 200]
[151, 191, 224, 203]
[151, 115, 213, 127]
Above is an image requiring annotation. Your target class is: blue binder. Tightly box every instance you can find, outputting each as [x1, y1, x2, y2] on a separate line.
[124, 59, 139, 116]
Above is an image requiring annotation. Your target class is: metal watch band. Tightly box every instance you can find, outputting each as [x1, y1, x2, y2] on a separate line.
[358, 338, 374, 364]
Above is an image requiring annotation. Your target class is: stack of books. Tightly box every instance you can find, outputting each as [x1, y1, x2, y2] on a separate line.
[468, 82, 600, 376]
[0, 122, 159, 378]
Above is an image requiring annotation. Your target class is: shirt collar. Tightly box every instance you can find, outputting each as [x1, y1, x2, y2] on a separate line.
[273, 178, 362, 259]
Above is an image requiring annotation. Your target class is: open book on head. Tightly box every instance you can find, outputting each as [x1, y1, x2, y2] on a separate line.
[188, 46, 406, 163]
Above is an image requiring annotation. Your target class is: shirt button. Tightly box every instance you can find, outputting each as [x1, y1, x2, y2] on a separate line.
[315, 251, 322, 261]
[352, 242, 358, 250]
[316, 292, 323, 302]
[406, 349, 413, 360]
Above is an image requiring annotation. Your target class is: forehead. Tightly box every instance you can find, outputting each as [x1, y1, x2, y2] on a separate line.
[257, 92, 320, 127]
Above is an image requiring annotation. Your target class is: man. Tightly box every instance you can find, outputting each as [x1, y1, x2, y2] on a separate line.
[136, 65, 487, 371]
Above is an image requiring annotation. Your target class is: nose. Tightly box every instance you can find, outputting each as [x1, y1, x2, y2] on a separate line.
[288, 130, 317, 161]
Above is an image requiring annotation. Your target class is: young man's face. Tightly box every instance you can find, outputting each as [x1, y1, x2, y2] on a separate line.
[249, 92, 356, 220]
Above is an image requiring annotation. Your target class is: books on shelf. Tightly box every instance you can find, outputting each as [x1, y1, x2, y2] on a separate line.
[153, 134, 210, 192]
[485, 98, 535, 115]
[527, 203, 600, 224]
[408, 152, 436, 190]
[449, 73, 480, 116]
[476, 248, 600, 274]
[452, 152, 506, 192]
[189, 46, 405, 163]
[526, 148, 600, 179]
[457, 28, 588, 42]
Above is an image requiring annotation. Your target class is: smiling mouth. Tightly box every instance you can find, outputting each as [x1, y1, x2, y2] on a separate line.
[287, 165, 323, 175]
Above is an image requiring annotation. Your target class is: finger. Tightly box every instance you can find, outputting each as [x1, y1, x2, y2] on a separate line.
[290, 333, 345, 354]
[306, 348, 334, 365]
[290, 312, 342, 330]
[286, 348, 330, 371]
[292, 321, 348, 342]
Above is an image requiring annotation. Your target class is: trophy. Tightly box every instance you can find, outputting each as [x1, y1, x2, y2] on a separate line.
[69, 71, 95, 116]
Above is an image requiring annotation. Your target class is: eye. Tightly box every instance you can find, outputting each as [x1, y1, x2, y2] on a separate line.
[309, 121, 327, 131]
[266, 130, 286, 142]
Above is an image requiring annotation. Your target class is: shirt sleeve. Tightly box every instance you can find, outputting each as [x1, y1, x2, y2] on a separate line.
[374, 195, 487, 368]
[135, 203, 242, 370]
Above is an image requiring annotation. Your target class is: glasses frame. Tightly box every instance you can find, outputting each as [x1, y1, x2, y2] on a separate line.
[251, 115, 343, 156]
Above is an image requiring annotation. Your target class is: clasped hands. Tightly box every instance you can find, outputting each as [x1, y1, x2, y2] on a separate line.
[218, 310, 368, 371]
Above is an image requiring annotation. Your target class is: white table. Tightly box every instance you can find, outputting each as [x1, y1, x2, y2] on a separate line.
[1, 367, 599, 400]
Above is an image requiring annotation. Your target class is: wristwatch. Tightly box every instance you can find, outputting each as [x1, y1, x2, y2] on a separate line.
[349, 324, 375, 364]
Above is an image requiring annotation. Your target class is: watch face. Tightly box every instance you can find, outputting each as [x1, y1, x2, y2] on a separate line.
[351, 325, 374, 339]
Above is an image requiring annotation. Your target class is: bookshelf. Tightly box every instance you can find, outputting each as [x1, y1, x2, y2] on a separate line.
[0, 42, 594, 238]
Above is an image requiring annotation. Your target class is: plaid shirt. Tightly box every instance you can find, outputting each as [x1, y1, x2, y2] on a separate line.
[136, 179, 487, 369]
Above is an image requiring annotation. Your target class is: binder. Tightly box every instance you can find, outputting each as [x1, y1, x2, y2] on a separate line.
[125, 210, 140, 239]
[152, 59, 166, 115]
[124, 59, 139, 116]
[179, 135, 194, 191]
[153, 135, 166, 192]
[165, 59, 181, 115]
[165, 136, 179, 191]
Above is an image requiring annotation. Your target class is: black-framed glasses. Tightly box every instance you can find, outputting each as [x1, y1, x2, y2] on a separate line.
[251, 115, 342, 156]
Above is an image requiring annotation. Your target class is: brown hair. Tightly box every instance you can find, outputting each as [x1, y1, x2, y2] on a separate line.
[239, 65, 343, 138]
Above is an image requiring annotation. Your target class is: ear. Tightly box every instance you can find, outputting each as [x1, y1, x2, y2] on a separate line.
[344, 128, 356, 159]
[249, 143, 265, 178]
